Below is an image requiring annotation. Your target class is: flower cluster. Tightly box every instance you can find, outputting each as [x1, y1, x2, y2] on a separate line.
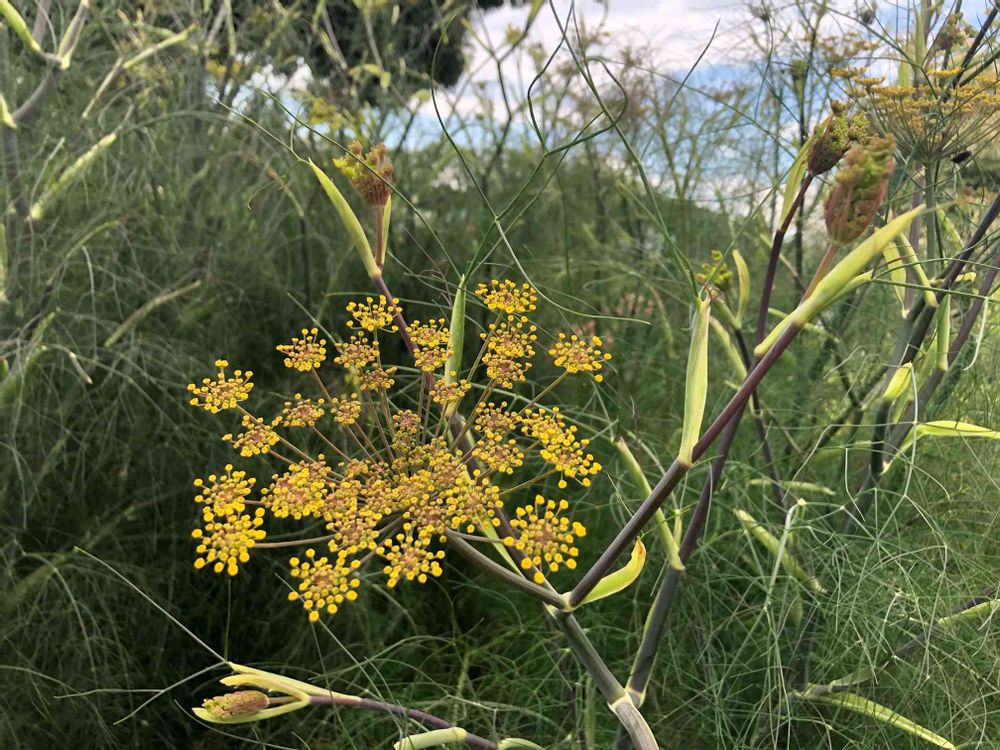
[839, 66, 1000, 162]
[185, 280, 609, 620]
[333, 141, 394, 207]
[187, 360, 253, 413]
[505, 496, 586, 584]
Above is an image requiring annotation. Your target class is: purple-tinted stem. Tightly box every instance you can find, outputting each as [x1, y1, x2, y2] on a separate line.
[309, 694, 497, 749]
[569, 322, 803, 607]
[757, 175, 813, 343]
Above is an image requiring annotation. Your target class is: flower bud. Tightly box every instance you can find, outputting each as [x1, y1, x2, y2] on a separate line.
[808, 101, 867, 176]
[823, 135, 895, 244]
[200, 690, 270, 720]
[333, 140, 394, 207]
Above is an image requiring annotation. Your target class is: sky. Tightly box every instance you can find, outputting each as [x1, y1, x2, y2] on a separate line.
[472, 0, 748, 69]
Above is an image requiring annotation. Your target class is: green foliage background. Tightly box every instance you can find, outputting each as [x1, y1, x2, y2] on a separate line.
[2, 2, 998, 749]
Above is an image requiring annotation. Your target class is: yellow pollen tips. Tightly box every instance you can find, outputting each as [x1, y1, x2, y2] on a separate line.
[187, 360, 253, 413]
[549, 332, 611, 380]
[277, 327, 327, 372]
[475, 279, 538, 315]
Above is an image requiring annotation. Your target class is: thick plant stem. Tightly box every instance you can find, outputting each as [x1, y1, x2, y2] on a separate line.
[309, 693, 497, 749]
[569, 322, 803, 608]
[623, 401, 746, 711]
[551, 610, 659, 750]
[757, 175, 813, 343]
[845, 190, 1000, 529]
[575, 176, 817, 609]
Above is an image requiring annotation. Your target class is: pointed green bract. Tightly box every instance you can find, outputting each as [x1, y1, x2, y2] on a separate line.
[0, 94, 15, 129]
[747, 479, 834, 496]
[781, 134, 814, 226]
[307, 159, 378, 277]
[881, 232, 908, 315]
[733, 249, 750, 324]
[735, 508, 825, 594]
[893, 420, 1000, 466]
[678, 295, 711, 465]
[883, 362, 914, 402]
[499, 739, 545, 750]
[0, 0, 43, 54]
[709, 317, 747, 381]
[380, 193, 392, 264]
[29, 132, 118, 222]
[895, 234, 938, 308]
[801, 691, 956, 749]
[394, 728, 469, 750]
[615, 438, 683, 569]
[575, 538, 647, 606]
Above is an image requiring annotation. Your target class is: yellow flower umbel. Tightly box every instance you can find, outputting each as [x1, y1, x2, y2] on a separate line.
[475, 279, 538, 315]
[277, 328, 327, 372]
[187, 359, 253, 413]
[288, 549, 361, 621]
[856, 70, 1000, 162]
[224, 415, 281, 457]
[281, 394, 326, 428]
[192, 507, 266, 576]
[184, 279, 608, 619]
[505, 496, 586, 584]
[193, 465, 254, 516]
[549, 333, 611, 382]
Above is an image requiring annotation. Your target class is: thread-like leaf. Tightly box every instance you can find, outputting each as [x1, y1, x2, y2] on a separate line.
[29, 132, 118, 221]
[803, 691, 955, 749]
[756, 205, 924, 356]
[679, 295, 711, 465]
[307, 159, 377, 277]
